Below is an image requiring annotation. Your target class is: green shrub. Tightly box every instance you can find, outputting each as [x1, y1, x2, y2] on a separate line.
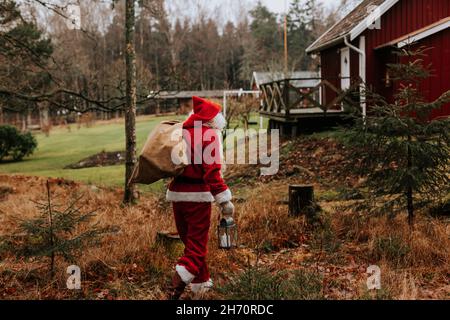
[219, 267, 324, 300]
[0, 125, 37, 161]
[359, 288, 392, 300]
[281, 270, 324, 300]
[372, 236, 410, 266]
[310, 212, 341, 254]
[219, 267, 285, 300]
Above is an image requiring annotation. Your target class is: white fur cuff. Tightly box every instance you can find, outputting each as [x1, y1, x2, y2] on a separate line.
[176, 265, 195, 284]
[214, 189, 232, 204]
[190, 279, 213, 294]
[166, 190, 214, 202]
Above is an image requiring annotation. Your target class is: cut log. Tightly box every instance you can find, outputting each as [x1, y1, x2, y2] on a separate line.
[289, 184, 315, 216]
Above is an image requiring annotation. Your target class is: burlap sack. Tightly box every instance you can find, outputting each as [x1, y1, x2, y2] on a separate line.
[129, 120, 188, 185]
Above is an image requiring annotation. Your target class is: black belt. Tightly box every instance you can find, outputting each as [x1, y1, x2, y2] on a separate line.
[174, 177, 205, 184]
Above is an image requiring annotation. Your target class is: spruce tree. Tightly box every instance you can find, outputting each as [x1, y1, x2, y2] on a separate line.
[0, 1, 53, 122]
[346, 46, 450, 226]
[1, 180, 114, 276]
[287, 0, 316, 70]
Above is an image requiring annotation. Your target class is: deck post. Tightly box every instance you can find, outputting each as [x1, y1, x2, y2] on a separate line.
[284, 79, 290, 118]
[291, 124, 297, 138]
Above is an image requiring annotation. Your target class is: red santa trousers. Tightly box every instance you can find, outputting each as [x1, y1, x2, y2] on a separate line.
[173, 201, 211, 283]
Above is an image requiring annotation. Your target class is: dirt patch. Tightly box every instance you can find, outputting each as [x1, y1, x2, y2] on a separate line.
[225, 136, 361, 189]
[271, 137, 357, 186]
[65, 151, 126, 169]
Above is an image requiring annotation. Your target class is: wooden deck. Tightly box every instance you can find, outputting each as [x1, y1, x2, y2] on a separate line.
[260, 108, 345, 122]
[259, 77, 361, 123]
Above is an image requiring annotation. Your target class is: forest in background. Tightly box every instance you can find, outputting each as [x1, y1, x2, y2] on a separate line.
[36, 0, 338, 90]
[0, 0, 355, 123]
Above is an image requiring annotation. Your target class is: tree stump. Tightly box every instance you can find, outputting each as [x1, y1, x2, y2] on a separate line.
[156, 231, 184, 258]
[289, 185, 315, 216]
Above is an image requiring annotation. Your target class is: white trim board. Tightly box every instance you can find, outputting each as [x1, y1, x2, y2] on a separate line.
[374, 17, 450, 50]
[397, 20, 450, 48]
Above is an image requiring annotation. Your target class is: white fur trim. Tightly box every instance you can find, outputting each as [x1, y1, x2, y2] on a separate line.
[190, 279, 213, 294]
[214, 189, 232, 204]
[176, 265, 195, 284]
[207, 112, 227, 130]
[166, 190, 214, 202]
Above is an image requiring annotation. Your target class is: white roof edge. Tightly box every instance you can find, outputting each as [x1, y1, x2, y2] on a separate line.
[398, 20, 450, 48]
[350, 0, 400, 41]
[307, 0, 400, 53]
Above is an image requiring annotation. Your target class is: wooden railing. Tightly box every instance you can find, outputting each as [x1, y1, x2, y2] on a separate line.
[259, 77, 361, 120]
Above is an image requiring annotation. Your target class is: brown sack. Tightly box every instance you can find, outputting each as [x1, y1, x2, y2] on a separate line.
[129, 120, 188, 185]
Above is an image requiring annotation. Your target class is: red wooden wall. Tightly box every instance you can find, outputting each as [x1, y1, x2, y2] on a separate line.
[408, 28, 450, 119]
[319, 43, 361, 109]
[318, 0, 450, 118]
[319, 47, 341, 108]
[363, 0, 450, 118]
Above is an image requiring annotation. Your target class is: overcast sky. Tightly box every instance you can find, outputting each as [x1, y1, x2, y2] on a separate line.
[166, 0, 344, 27]
[257, 0, 341, 13]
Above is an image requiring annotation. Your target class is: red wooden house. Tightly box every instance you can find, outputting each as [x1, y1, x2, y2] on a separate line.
[306, 0, 450, 120]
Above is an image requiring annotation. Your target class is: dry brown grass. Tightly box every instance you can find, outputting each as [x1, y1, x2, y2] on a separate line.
[0, 175, 174, 299]
[333, 207, 449, 267]
[0, 174, 448, 300]
[237, 185, 306, 251]
[332, 207, 449, 299]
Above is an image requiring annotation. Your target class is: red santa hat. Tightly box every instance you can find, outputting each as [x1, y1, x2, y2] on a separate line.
[183, 96, 222, 128]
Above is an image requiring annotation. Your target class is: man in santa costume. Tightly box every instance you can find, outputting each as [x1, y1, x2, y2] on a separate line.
[166, 96, 234, 300]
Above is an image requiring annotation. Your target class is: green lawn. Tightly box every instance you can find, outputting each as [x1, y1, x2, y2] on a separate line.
[0, 113, 267, 190]
[0, 115, 184, 190]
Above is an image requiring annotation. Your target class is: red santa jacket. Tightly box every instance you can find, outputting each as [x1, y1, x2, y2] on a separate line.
[166, 123, 232, 203]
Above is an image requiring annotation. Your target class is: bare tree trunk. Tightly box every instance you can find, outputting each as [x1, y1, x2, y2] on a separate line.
[407, 135, 414, 227]
[27, 107, 32, 128]
[39, 102, 51, 135]
[15, 113, 20, 128]
[39, 102, 50, 127]
[21, 112, 27, 131]
[123, 0, 137, 204]
[46, 180, 55, 277]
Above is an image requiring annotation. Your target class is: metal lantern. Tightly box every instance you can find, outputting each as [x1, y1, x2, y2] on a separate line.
[217, 216, 238, 249]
